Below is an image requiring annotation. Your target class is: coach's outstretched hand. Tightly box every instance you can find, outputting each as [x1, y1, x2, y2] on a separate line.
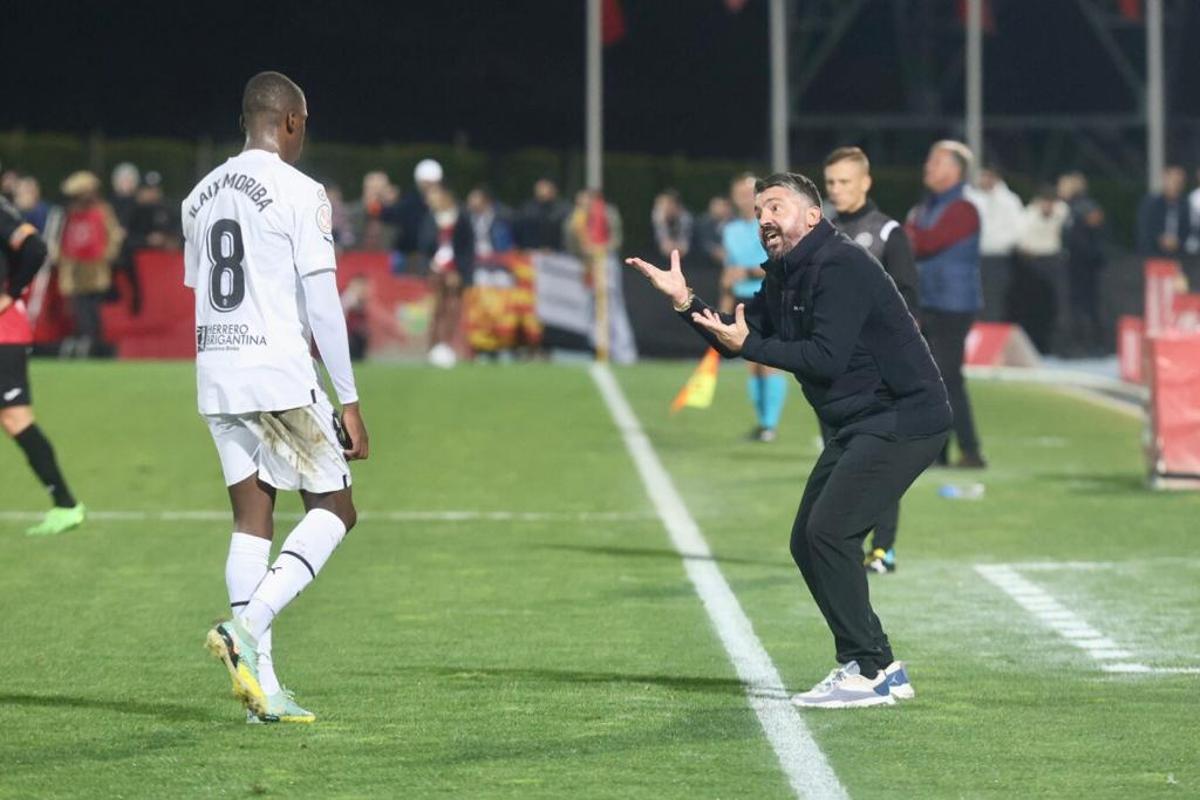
[692, 304, 749, 353]
[341, 403, 370, 461]
[625, 249, 690, 308]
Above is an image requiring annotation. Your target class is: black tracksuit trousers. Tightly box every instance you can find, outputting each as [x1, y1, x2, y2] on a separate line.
[818, 420, 900, 552]
[789, 429, 948, 676]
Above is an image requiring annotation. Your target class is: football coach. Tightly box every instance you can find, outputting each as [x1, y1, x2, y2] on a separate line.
[626, 172, 951, 708]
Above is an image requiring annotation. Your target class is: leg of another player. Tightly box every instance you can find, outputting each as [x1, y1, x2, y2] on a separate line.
[238, 487, 357, 642]
[224, 475, 282, 698]
[2, 405, 85, 536]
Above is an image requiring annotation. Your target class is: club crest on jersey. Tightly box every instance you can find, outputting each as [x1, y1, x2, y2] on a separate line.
[854, 231, 874, 249]
[316, 202, 332, 235]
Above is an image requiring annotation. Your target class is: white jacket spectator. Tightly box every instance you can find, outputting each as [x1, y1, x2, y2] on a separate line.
[1016, 195, 1069, 257]
[966, 168, 1024, 256]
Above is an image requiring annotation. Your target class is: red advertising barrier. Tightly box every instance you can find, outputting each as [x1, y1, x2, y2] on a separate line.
[1117, 315, 1144, 384]
[39, 250, 435, 360]
[1171, 293, 1200, 332]
[1145, 334, 1200, 488]
[100, 250, 195, 358]
[1144, 259, 1187, 335]
[964, 322, 1041, 367]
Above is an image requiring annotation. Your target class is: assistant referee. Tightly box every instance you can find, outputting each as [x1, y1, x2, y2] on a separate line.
[824, 146, 918, 575]
[627, 173, 951, 708]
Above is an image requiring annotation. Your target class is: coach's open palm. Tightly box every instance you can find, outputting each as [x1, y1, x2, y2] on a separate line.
[341, 403, 370, 460]
[625, 249, 690, 308]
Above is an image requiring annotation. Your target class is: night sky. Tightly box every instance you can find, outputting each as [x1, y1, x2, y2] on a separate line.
[1, 1, 1196, 159]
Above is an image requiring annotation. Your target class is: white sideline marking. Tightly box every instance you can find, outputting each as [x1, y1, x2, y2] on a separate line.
[976, 563, 1200, 675]
[0, 510, 654, 524]
[590, 363, 848, 800]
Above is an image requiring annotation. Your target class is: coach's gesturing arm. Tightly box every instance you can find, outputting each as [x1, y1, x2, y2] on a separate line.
[626, 249, 768, 357]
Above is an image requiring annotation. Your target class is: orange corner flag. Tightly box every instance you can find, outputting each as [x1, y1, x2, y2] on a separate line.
[671, 348, 720, 413]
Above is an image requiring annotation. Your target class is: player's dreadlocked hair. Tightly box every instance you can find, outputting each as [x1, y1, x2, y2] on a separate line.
[242, 71, 305, 126]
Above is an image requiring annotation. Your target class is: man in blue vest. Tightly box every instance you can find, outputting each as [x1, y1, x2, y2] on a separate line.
[906, 141, 986, 468]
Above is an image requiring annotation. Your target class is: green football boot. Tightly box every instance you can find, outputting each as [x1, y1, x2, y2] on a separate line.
[26, 504, 86, 536]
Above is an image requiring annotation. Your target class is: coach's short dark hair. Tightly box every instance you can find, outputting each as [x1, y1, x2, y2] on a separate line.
[754, 172, 822, 208]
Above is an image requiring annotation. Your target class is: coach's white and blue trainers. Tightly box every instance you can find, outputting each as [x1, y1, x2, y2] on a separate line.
[791, 661, 895, 709]
[883, 660, 914, 700]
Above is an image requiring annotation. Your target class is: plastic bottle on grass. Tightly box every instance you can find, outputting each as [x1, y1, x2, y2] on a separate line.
[938, 483, 985, 500]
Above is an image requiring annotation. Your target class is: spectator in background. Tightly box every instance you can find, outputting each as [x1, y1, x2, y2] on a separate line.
[906, 140, 986, 468]
[347, 170, 398, 252]
[1, 168, 21, 201]
[514, 178, 569, 251]
[128, 171, 179, 250]
[109, 163, 140, 314]
[340, 274, 371, 360]
[1137, 165, 1192, 259]
[1011, 185, 1069, 354]
[14, 176, 51, 233]
[395, 159, 442, 259]
[324, 183, 355, 249]
[564, 188, 637, 364]
[110, 163, 139, 231]
[694, 195, 733, 270]
[465, 186, 515, 259]
[57, 171, 123, 356]
[651, 189, 693, 261]
[966, 165, 1023, 322]
[564, 188, 624, 259]
[1060, 172, 1107, 355]
[418, 184, 474, 368]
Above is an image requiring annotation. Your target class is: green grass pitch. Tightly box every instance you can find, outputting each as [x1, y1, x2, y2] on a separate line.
[1, 360, 1197, 799]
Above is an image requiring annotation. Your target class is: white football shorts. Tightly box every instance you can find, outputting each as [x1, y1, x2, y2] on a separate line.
[204, 392, 351, 494]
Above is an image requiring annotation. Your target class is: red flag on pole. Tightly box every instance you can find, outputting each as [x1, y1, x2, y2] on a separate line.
[602, 0, 626, 46]
[1118, 0, 1142, 23]
[955, 0, 996, 33]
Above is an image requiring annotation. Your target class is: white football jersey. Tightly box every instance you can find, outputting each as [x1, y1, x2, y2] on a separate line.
[182, 149, 336, 415]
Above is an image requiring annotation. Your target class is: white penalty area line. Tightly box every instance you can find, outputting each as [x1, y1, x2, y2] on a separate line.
[975, 563, 1200, 676]
[590, 363, 848, 800]
[0, 509, 654, 524]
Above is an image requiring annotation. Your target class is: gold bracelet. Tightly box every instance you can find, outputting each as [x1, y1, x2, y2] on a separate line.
[672, 289, 695, 313]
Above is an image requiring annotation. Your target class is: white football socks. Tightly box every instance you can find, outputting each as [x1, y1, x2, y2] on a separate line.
[239, 509, 347, 641]
[225, 532, 281, 696]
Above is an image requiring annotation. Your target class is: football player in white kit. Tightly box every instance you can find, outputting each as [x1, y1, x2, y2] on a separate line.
[183, 71, 369, 723]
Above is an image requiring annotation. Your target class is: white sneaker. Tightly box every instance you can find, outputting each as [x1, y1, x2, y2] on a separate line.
[883, 660, 914, 700]
[793, 662, 853, 702]
[791, 661, 895, 709]
[427, 343, 457, 369]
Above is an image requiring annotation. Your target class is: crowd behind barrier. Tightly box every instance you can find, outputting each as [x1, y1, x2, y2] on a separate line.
[5, 151, 1200, 363]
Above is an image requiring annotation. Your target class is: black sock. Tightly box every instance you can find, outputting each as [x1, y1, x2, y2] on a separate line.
[14, 424, 76, 508]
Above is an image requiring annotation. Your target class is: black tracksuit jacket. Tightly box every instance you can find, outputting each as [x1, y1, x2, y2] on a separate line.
[679, 218, 952, 438]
